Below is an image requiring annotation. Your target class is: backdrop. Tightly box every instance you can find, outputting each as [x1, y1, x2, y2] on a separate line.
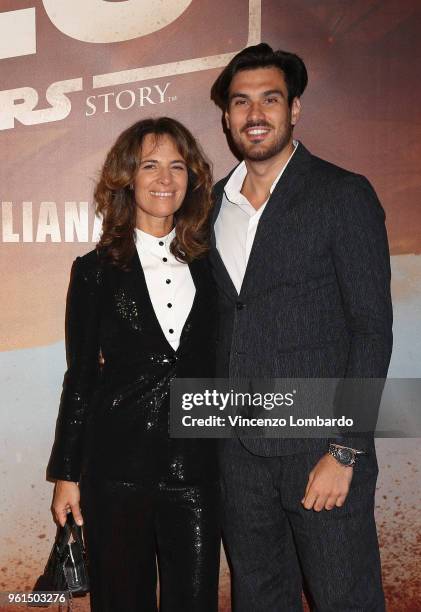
[1, 1, 420, 610]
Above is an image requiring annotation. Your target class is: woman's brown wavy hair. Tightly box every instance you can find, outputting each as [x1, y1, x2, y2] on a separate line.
[95, 117, 213, 268]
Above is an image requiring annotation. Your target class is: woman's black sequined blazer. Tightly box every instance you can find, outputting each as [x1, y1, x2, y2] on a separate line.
[47, 248, 218, 485]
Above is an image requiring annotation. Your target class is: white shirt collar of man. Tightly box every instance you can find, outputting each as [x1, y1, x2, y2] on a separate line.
[224, 140, 299, 214]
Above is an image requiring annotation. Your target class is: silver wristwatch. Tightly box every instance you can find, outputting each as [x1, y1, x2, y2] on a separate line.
[328, 444, 365, 467]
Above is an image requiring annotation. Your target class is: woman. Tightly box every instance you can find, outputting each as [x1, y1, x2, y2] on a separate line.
[47, 117, 220, 612]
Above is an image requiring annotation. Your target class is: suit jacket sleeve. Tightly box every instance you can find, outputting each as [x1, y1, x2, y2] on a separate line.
[47, 256, 101, 481]
[329, 174, 393, 452]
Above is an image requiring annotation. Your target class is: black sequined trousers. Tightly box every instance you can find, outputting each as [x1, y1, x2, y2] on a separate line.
[80, 476, 220, 612]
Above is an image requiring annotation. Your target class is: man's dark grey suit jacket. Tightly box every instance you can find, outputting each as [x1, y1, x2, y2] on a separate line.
[209, 142, 393, 456]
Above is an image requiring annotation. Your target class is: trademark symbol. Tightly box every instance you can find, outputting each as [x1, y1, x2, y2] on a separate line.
[168, 95, 177, 102]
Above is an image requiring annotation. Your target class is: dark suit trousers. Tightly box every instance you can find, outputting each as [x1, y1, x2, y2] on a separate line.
[220, 438, 385, 612]
[80, 477, 220, 612]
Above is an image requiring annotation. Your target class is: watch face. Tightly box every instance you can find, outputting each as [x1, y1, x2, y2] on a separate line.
[338, 448, 354, 465]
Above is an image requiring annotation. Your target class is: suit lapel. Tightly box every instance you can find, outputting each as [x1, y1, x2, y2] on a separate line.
[178, 257, 209, 348]
[129, 248, 209, 354]
[239, 143, 313, 298]
[210, 171, 239, 300]
[209, 248, 239, 300]
[187, 257, 202, 293]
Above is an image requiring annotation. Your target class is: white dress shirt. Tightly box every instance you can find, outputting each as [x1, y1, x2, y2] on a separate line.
[214, 141, 298, 293]
[135, 227, 195, 350]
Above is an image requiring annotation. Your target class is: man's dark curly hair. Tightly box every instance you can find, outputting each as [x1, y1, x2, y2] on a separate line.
[211, 43, 308, 109]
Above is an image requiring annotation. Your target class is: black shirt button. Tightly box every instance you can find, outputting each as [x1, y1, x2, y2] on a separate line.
[167, 303, 172, 308]
[236, 301, 245, 310]
[159, 241, 164, 246]
[166, 279, 171, 284]
[163, 257, 167, 262]
[169, 329, 174, 334]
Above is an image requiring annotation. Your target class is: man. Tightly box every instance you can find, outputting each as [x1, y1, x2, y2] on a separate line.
[209, 43, 392, 611]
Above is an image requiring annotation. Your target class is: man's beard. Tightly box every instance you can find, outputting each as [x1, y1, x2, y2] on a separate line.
[233, 120, 293, 162]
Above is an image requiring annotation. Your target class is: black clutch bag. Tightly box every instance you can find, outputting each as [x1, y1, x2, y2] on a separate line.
[31, 512, 89, 607]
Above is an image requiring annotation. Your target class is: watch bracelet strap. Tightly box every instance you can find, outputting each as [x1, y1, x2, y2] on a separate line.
[329, 443, 366, 455]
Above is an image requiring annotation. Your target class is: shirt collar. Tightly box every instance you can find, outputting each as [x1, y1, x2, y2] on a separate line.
[224, 140, 299, 207]
[135, 227, 175, 254]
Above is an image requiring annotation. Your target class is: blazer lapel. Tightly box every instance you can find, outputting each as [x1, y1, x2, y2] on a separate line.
[127, 248, 177, 353]
[178, 257, 207, 348]
[239, 143, 313, 298]
[129, 249, 208, 354]
[210, 171, 239, 300]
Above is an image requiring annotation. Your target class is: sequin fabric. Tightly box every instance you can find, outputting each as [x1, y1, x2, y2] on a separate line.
[80, 476, 220, 611]
[47, 248, 220, 610]
[47, 248, 218, 486]
[114, 287, 142, 331]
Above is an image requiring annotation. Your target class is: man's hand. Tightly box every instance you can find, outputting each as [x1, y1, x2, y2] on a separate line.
[301, 453, 353, 511]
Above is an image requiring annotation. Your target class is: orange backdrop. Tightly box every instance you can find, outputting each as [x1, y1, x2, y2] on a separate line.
[1, 1, 420, 610]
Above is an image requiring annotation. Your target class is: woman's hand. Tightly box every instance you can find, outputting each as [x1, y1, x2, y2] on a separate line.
[52, 480, 83, 527]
